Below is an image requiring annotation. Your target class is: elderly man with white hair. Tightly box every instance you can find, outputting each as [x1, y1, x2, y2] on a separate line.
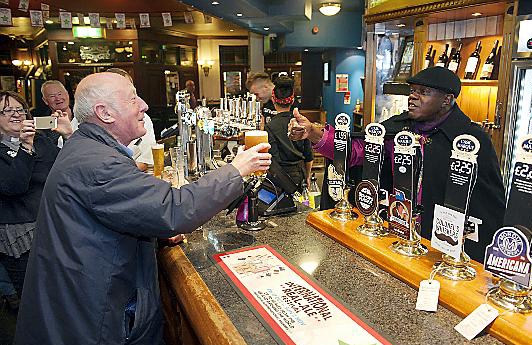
[40, 80, 77, 147]
[15, 72, 271, 345]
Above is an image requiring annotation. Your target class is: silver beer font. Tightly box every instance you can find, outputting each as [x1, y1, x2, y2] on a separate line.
[176, 91, 190, 180]
[194, 108, 206, 177]
[255, 101, 261, 130]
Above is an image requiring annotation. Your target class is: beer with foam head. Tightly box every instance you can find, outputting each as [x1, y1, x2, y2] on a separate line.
[152, 144, 165, 178]
[245, 130, 268, 176]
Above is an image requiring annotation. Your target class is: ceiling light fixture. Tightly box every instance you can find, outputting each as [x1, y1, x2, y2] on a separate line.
[396, 24, 406, 27]
[229, 29, 234, 32]
[45, 20, 53, 24]
[319, 2, 341, 16]
[304, 48, 309, 52]
[472, 12, 482, 16]
[211, 1, 220, 5]
[263, 27, 269, 31]
[236, 13, 243, 17]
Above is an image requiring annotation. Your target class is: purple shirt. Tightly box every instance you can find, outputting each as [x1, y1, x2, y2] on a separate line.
[313, 113, 452, 167]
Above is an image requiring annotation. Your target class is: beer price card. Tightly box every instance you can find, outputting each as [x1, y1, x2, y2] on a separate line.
[362, 123, 386, 183]
[443, 135, 479, 214]
[504, 135, 532, 229]
[392, 132, 417, 203]
[214, 245, 392, 345]
[389, 131, 417, 240]
[328, 113, 350, 201]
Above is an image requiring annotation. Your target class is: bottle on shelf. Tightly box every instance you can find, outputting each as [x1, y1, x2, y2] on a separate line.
[424, 45, 433, 69]
[480, 39, 500, 80]
[464, 40, 482, 79]
[309, 173, 321, 209]
[447, 43, 462, 74]
[435, 44, 449, 68]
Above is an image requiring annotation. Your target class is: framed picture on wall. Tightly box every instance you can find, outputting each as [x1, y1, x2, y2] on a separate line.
[335, 74, 349, 92]
[323, 61, 331, 84]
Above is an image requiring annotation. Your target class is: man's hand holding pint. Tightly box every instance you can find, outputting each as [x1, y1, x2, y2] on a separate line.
[288, 108, 323, 144]
[231, 143, 272, 177]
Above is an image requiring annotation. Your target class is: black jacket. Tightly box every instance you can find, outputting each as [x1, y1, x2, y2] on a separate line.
[380, 107, 505, 262]
[262, 100, 300, 124]
[15, 123, 244, 345]
[265, 111, 313, 186]
[0, 134, 59, 224]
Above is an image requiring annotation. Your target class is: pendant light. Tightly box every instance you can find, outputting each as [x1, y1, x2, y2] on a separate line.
[319, 2, 341, 16]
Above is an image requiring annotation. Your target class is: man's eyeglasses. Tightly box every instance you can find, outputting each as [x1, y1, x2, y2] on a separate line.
[0, 108, 28, 116]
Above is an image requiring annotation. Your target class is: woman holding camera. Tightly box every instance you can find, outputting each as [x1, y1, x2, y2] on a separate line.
[0, 91, 71, 304]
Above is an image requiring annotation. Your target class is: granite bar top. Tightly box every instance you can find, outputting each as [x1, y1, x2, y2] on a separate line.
[178, 207, 502, 345]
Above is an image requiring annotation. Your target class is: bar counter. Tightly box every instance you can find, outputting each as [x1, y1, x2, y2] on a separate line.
[159, 208, 503, 345]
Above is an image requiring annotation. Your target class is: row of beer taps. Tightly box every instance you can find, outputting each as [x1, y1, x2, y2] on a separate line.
[175, 91, 262, 180]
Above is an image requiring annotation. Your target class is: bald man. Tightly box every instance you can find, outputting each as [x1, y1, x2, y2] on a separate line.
[15, 72, 271, 345]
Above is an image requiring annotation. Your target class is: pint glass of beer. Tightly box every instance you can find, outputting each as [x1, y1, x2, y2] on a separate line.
[244, 130, 268, 176]
[152, 144, 165, 178]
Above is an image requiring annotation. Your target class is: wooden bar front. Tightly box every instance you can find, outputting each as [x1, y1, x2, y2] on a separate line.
[158, 246, 246, 345]
[306, 209, 532, 345]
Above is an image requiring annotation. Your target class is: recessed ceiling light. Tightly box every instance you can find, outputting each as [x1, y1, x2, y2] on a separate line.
[472, 12, 482, 16]
[396, 23, 405, 27]
[304, 48, 309, 52]
[236, 13, 243, 17]
[211, 1, 220, 4]
[263, 27, 269, 31]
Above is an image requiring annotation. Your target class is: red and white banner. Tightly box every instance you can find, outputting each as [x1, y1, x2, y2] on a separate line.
[214, 245, 391, 345]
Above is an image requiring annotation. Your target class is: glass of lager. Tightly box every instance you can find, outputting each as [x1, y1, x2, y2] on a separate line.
[152, 143, 165, 178]
[244, 130, 268, 176]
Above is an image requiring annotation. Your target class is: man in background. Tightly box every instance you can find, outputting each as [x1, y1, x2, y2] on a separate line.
[15, 72, 271, 344]
[40, 80, 77, 147]
[185, 80, 198, 109]
[247, 72, 300, 126]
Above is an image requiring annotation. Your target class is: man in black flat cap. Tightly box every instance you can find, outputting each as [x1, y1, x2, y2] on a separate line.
[289, 66, 505, 262]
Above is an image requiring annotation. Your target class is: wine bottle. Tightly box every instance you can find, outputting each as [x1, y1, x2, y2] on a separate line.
[424, 45, 433, 69]
[435, 44, 449, 68]
[464, 41, 482, 79]
[480, 40, 499, 80]
[447, 43, 462, 74]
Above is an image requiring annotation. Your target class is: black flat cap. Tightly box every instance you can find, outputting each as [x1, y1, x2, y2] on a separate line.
[406, 66, 461, 97]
